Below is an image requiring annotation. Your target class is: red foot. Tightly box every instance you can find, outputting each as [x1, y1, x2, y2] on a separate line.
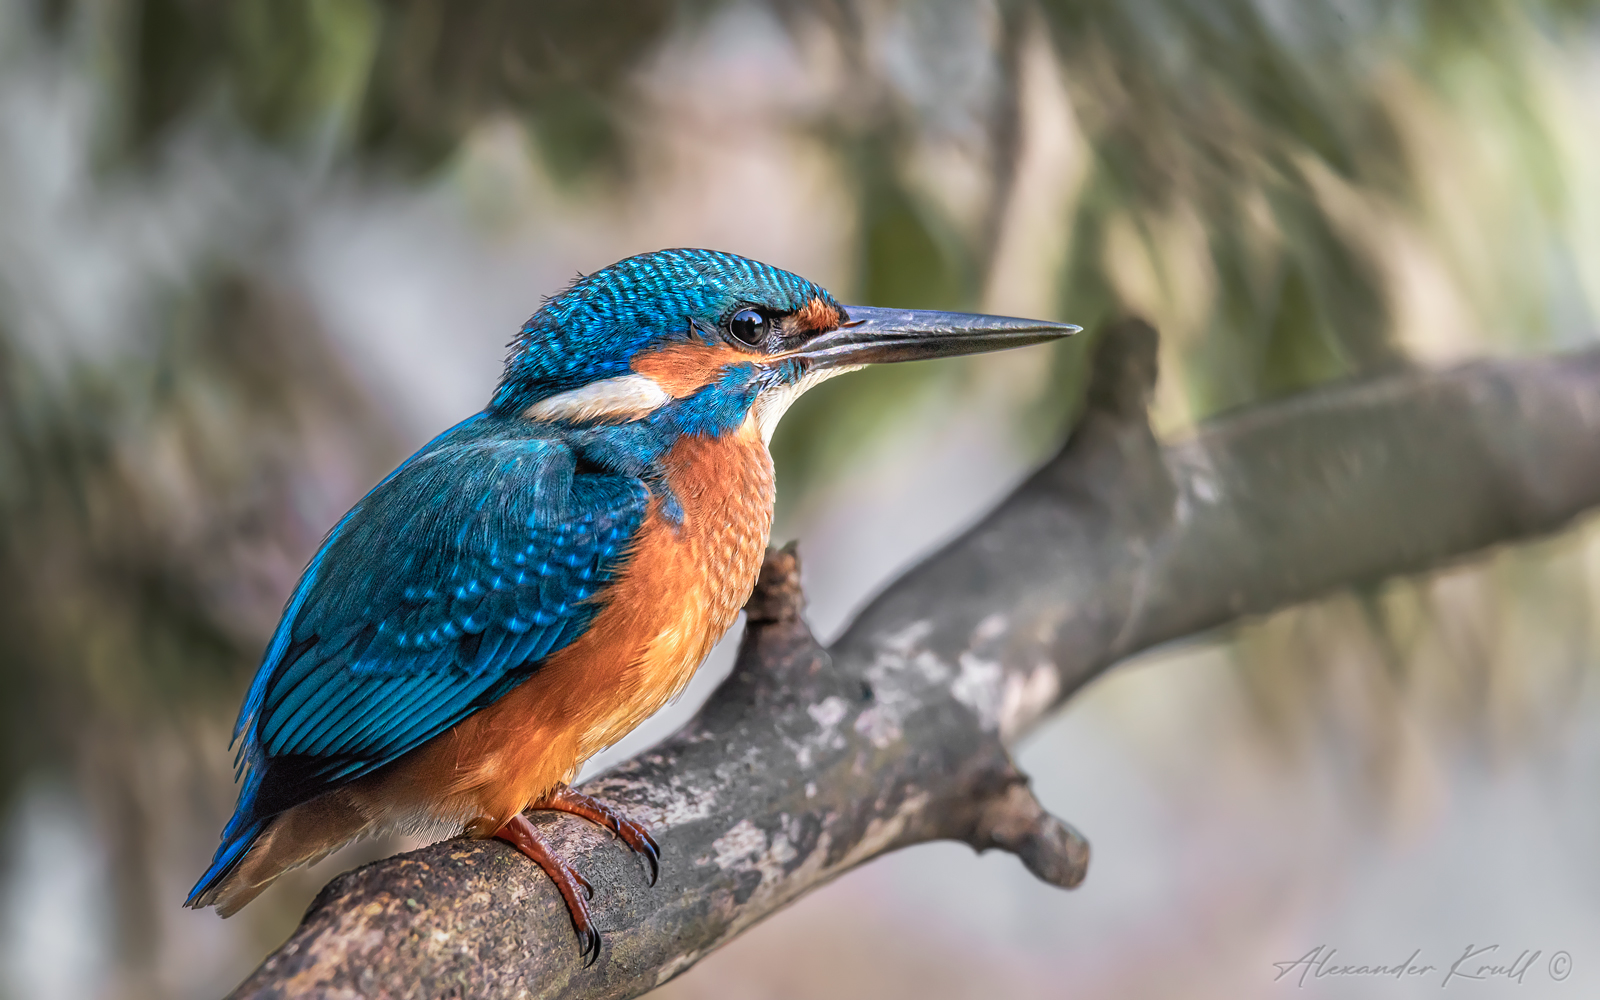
[493, 814, 601, 966]
[540, 786, 662, 886]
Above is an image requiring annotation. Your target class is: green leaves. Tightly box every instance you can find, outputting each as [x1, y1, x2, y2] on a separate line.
[102, 0, 690, 173]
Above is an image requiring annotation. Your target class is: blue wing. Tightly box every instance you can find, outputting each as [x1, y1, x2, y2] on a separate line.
[190, 414, 649, 900]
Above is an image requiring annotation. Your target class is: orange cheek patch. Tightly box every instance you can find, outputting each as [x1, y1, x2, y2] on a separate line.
[631, 342, 754, 398]
[795, 296, 845, 333]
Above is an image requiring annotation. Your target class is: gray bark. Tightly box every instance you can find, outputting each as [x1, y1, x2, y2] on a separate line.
[229, 322, 1600, 999]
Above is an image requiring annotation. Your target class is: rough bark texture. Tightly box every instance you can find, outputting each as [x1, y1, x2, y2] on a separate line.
[230, 324, 1600, 999]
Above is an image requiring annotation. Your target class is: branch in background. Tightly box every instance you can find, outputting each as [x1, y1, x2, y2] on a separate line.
[230, 323, 1600, 999]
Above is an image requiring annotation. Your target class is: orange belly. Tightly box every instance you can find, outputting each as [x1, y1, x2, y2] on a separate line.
[365, 414, 776, 834]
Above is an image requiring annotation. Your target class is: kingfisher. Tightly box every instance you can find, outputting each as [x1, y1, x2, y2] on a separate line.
[186, 248, 1075, 962]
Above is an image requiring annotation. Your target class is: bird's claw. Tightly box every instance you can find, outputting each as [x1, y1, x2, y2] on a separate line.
[492, 813, 604, 966]
[613, 816, 661, 885]
[578, 925, 602, 968]
[488, 789, 662, 966]
[543, 786, 664, 886]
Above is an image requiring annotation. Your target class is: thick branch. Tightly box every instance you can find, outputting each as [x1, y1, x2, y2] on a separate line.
[231, 325, 1600, 999]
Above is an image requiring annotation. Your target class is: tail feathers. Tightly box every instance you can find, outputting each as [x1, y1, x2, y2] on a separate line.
[187, 794, 373, 917]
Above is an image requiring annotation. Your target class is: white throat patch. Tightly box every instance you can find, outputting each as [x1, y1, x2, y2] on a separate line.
[753, 365, 862, 444]
[522, 374, 671, 424]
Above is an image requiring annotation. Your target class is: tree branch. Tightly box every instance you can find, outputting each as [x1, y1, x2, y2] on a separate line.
[230, 323, 1600, 999]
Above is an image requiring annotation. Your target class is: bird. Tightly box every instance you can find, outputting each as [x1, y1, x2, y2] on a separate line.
[186, 248, 1076, 963]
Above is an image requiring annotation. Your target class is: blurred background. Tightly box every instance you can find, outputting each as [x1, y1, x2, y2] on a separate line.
[2, 0, 1599, 997]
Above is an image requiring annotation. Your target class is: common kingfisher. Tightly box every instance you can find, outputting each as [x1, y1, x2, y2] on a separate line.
[187, 248, 1075, 961]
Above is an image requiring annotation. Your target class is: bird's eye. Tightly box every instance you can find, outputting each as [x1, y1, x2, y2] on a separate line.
[728, 309, 766, 346]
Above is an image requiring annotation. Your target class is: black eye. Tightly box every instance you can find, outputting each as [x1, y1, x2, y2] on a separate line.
[728, 308, 766, 346]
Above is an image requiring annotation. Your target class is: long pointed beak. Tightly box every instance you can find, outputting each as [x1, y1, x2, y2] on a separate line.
[791, 305, 1079, 369]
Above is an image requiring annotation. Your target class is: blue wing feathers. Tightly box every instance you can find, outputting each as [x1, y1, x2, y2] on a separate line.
[189, 413, 651, 905]
[189, 817, 269, 903]
[229, 414, 494, 751]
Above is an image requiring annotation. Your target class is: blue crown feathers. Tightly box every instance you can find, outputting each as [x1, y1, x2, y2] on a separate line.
[490, 248, 838, 415]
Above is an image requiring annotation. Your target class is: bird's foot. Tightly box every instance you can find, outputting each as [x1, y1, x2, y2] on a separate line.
[492, 814, 601, 966]
[539, 785, 662, 886]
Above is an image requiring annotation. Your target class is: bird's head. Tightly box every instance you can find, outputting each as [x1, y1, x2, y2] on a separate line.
[491, 248, 1077, 441]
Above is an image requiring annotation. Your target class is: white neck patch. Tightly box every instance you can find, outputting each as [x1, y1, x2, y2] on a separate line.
[522, 373, 671, 424]
[523, 365, 862, 441]
[753, 365, 862, 444]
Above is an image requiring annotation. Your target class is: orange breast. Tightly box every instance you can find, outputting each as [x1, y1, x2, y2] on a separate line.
[369, 414, 776, 833]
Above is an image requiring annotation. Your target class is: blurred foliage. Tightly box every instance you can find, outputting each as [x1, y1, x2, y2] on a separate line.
[58, 0, 1597, 407]
[1037, 0, 1595, 412]
[5, 0, 1600, 995]
[0, 256, 401, 988]
[102, 0, 695, 180]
